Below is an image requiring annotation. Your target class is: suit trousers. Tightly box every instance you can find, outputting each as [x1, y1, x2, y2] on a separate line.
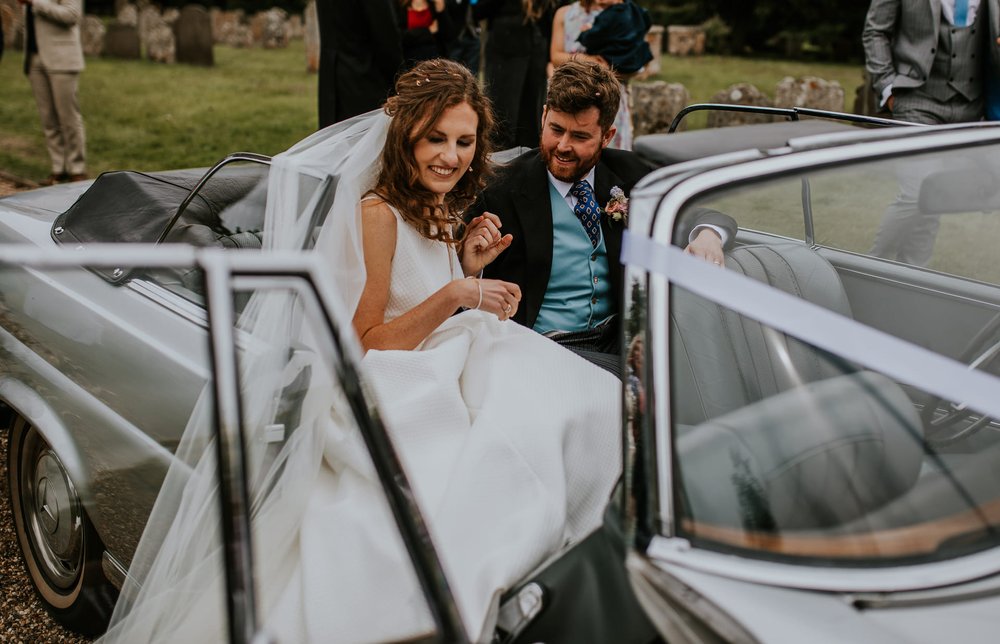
[28, 54, 86, 176]
[869, 88, 983, 266]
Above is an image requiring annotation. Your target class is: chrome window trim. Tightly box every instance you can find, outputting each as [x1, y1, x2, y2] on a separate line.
[632, 126, 1000, 592]
[646, 535, 1000, 594]
[127, 278, 209, 327]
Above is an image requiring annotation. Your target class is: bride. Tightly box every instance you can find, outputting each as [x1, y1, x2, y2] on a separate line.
[99, 59, 621, 643]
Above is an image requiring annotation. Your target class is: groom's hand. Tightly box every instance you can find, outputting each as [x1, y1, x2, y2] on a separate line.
[684, 227, 725, 267]
[461, 212, 513, 276]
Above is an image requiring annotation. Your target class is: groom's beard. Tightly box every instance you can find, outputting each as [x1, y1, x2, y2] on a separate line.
[541, 143, 603, 184]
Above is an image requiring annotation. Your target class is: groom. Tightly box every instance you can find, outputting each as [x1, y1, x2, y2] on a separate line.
[467, 60, 736, 353]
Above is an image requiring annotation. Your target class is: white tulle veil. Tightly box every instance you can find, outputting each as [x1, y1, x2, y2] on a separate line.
[99, 109, 396, 643]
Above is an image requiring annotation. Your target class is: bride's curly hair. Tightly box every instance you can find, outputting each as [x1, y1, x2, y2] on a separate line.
[376, 59, 495, 245]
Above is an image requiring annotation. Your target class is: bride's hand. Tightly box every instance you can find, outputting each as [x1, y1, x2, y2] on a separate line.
[461, 212, 513, 276]
[462, 278, 521, 320]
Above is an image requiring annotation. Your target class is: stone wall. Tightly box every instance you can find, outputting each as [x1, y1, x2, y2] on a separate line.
[631, 81, 691, 135]
[706, 84, 776, 128]
[667, 25, 705, 57]
[774, 76, 845, 112]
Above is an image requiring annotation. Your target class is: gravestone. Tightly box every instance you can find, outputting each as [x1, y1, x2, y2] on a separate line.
[143, 8, 176, 64]
[667, 25, 705, 56]
[1, 0, 23, 50]
[81, 15, 106, 57]
[250, 8, 288, 48]
[774, 76, 845, 112]
[104, 23, 141, 59]
[640, 25, 663, 77]
[706, 83, 776, 128]
[214, 9, 251, 47]
[117, 3, 138, 27]
[138, 4, 161, 49]
[175, 4, 214, 66]
[631, 81, 691, 135]
[304, 0, 319, 73]
[287, 14, 303, 40]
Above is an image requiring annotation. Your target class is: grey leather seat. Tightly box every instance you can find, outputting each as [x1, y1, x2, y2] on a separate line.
[670, 243, 924, 530]
[672, 243, 856, 426]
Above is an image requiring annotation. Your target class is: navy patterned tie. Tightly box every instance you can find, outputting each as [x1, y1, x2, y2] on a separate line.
[570, 180, 602, 247]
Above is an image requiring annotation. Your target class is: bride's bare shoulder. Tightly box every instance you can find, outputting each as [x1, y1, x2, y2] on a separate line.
[361, 194, 393, 217]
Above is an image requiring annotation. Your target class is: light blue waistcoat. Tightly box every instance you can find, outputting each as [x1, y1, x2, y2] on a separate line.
[533, 183, 613, 334]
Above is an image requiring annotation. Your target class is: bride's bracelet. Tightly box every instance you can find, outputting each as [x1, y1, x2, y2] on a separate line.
[460, 276, 482, 312]
[468, 276, 483, 310]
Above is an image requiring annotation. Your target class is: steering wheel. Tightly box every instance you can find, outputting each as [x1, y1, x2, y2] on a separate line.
[921, 311, 1000, 446]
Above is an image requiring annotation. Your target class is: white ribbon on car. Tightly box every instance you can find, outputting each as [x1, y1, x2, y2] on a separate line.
[621, 230, 1000, 421]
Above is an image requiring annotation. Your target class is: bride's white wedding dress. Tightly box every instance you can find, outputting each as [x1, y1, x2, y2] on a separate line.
[99, 112, 622, 643]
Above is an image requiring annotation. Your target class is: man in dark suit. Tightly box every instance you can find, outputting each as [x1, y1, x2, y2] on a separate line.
[467, 60, 736, 356]
[473, 0, 550, 148]
[316, 0, 403, 128]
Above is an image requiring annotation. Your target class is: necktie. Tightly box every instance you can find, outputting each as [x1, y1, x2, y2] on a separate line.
[955, 0, 969, 26]
[570, 180, 602, 247]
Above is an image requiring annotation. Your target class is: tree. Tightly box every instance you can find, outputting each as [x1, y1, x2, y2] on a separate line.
[640, 0, 871, 61]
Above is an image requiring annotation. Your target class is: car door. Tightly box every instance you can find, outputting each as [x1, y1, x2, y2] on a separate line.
[1, 244, 470, 643]
[619, 124, 1000, 642]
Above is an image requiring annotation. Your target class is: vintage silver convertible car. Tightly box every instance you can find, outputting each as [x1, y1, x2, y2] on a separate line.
[3, 106, 1000, 643]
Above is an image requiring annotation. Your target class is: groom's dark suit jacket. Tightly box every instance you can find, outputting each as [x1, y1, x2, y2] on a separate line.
[469, 148, 737, 329]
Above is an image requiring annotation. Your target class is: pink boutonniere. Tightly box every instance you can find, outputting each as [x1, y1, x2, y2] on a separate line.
[604, 186, 629, 224]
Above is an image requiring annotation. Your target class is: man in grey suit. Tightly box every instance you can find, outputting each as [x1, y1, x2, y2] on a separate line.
[19, 0, 87, 185]
[986, 0, 1000, 119]
[863, 0, 985, 265]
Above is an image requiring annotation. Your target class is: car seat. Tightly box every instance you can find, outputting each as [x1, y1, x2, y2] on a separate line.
[670, 243, 924, 531]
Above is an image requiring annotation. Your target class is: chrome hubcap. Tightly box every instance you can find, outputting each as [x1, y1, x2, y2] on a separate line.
[20, 425, 84, 590]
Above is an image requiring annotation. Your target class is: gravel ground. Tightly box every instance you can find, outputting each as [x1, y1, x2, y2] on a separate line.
[0, 179, 23, 199]
[0, 175, 36, 199]
[0, 433, 91, 643]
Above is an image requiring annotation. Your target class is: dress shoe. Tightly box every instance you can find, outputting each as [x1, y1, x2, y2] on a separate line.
[68, 173, 89, 182]
[42, 173, 69, 186]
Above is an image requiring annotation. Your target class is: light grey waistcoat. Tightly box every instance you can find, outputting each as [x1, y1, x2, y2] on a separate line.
[924, 9, 986, 101]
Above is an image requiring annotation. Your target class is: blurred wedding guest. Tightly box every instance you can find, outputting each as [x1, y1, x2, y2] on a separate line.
[445, 0, 481, 72]
[317, 0, 403, 127]
[474, 0, 555, 149]
[863, 0, 985, 265]
[576, 0, 651, 73]
[19, 0, 86, 185]
[549, 0, 651, 150]
[399, 0, 455, 70]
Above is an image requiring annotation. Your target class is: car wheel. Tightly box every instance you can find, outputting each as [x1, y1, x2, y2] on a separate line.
[7, 414, 117, 636]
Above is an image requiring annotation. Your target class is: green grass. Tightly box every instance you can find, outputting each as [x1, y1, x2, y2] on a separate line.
[702, 160, 1000, 284]
[0, 41, 318, 182]
[0, 44, 863, 183]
